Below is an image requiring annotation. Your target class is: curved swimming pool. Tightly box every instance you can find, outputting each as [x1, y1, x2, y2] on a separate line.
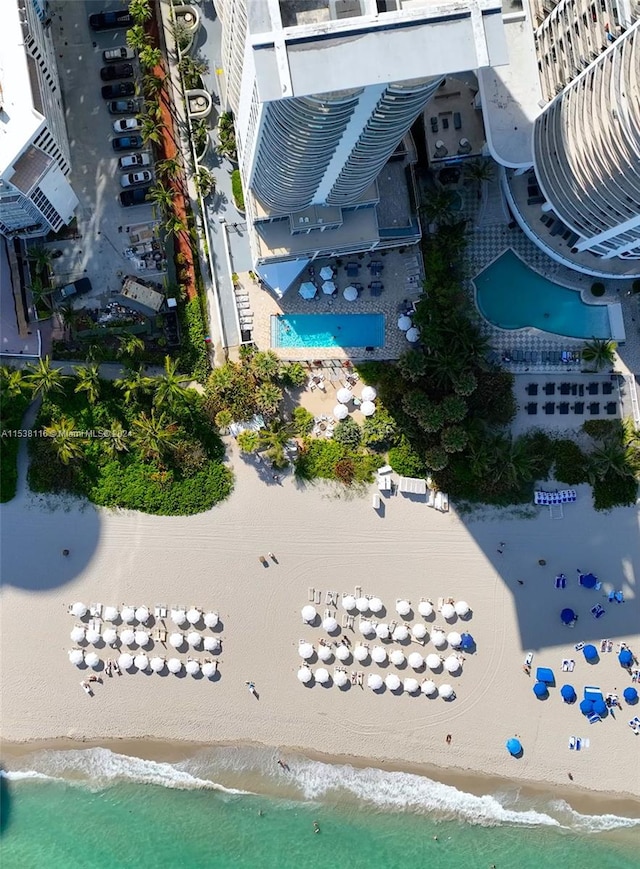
[474, 250, 612, 339]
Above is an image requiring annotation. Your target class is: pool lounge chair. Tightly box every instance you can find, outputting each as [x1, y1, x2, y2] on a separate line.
[587, 712, 602, 724]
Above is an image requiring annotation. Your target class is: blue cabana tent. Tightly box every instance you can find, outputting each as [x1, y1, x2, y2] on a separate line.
[460, 633, 474, 651]
[593, 699, 608, 717]
[583, 644, 598, 662]
[579, 573, 597, 589]
[533, 681, 548, 698]
[536, 667, 555, 684]
[561, 608, 576, 625]
[580, 699, 594, 715]
[623, 687, 638, 704]
[560, 684, 576, 703]
[618, 649, 633, 666]
[506, 738, 522, 756]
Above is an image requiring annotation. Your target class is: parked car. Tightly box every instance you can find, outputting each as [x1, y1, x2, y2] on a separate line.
[89, 10, 133, 30]
[112, 135, 143, 152]
[58, 278, 92, 300]
[113, 117, 142, 133]
[119, 152, 151, 169]
[103, 46, 135, 62]
[119, 186, 152, 207]
[100, 63, 133, 82]
[101, 82, 135, 99]
[107, 99, 139, 115]
[120, 170, 153, 188]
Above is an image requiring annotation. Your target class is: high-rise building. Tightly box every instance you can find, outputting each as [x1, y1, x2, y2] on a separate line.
[0, 0, 78, 239]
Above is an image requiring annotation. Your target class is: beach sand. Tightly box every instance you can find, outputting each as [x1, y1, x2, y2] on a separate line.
[1, 439, 639, 803]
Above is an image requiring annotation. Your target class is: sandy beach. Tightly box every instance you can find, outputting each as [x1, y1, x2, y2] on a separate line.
[1, 439, 639, 804]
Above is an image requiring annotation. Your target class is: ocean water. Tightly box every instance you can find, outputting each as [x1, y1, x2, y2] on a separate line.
[1, 746, 638, 869]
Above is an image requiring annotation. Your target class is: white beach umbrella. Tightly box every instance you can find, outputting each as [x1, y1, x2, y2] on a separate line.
[315, 667, 330, 684]
[320, 266, 334, 281]
[418, 600, 434, 618]
[390, 649, 405, 667]
[392, 625, 409, 643]
[361, 401, 376, 417]
[203, 636, 221, 653]
[342, 595, 356, 611]
[368, 673, 383, 691]
[135, 606, 150, 624]
[104, 606, 119, 622]
[118, 653, 133, 670]
[298, 642, 314, 660]
[421, 679, 437, 696]
[441, 603, 456, 621]
[337, 387, 353, 404]
[426, 653, 442, 671]
[372, 646, 387, 664]
[121, 606, 135, 624]
[385, 673, 401, 691]
[297, 666, 313, 684]
[404, 678, 419, 694]
[439, 683, 454, 699]
[322, 616, 338, 633]
[361, 386, 377, 402]
[188, 631, 202, 648]
[412, 624, 428, 640]
[171, 609, 187, 626]
[432, 630, 447, 648]
[85, 652, 100, 669]
[336, 644, 350, 661]
[356, 596, 369, 613]
[202, 661, 217, 678]
[408, 652, 424, 670]
[455, 600, 470, 617]
[150, 656, 165, 673]
[396, 599, 411, 617]
[71, 602, 87, 618]
[343, 285, 358, 302]
[70, 626, 85, 643]
[360, 620, 375, 637]
[406, 327, 420, 343]
[68, 648, 84, 666]
[134, 630, 150, 647]
[204, 611, 219, 629]
[134, 654, 149, 671]
[447, 632, 462, 649]
[369, 597, 383, 614]
[86, 627, 101, 645]
[334, 670, 349, 687]
[170, 632, 184, 649]
[186, 659, 200, 675]
[301, 605, 317, 623]
[187, 608, 201, 625]
[103, 628, 118, 646]
[397, 315, 412, 331]
[376, 623, 390, 640]
[318, 644, 333, 663]
[354, 644, 370, 663]
[444, 655, 461, 674]
[120, 628, 136, 647]
[167, 658, 182, 674]
[322, 280, 336, 295]
[333, 404, 349, 421]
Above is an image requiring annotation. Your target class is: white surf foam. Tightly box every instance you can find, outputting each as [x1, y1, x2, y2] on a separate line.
[1, 769, 54, 782]
[549, 800, 640, 833]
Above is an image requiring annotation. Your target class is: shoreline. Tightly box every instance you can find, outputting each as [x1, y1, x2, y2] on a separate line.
[3, 735, 640, 820]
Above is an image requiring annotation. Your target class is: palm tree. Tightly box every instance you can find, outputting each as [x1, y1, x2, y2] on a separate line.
[74, 364, 100, 405]
[195, 166, 216, 198]
[217, 111, 237, 161]
[126, 24, 149, 51]
[142, 72, 165, 97]
[256, 418, 294, 467]
[582, 338, 617, 371]
[129, 0, 152, 24]
[255, 383, 283, 415]
[139, 44, 162, 70]
[115, 367, 151, 404]
[25, 356, 66, 398]
[156, 157, 182, 182]
[237, 429, 260, 453]
[588, 440, 640, 482]
[250, 350, 280, 382]
[151, 356, 189, 408]
[398, 349, 428, 383]
[28, 246, 53, 273]
[465, 159, 494, 184]
[146, 181, 174, 213]
[132, 409, 178, 460]
[143, 98, 163, 122]
[58, 303, 81, 338]
[45, 416, 84, 464]
[214, 409, 233, 431]
[28, 275, 56, 314]
[116, 333, 145, 362]
[420, 188, 456, 225]
[104, 420, 130, 458]
[178, 56, 208, 89]
[0, 366, 27, 397]
[164, 213, 188, 238]
[140, 115, 166, 146]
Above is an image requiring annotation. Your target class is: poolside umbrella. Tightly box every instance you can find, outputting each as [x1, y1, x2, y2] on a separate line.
[203, 636, 220, 653]
[439, 683, 454, 699]
[444, 655, 461, 674]
[322, 280, 336, 295]
[361, 386, 377, 402]
[301, 605, 316, 623]
[121, 606, 135, 624]
[360, 620, 375, 637]
[103, 628, 118, 646]
[298, 642, 314, 660]
[135, 606, 150, 624]
[118, 653, 133, 670]
[134, 654, 149, 671]
[623, 687, 638, 704]
[171, 609, 187, 626]
[315, 667, 330, 684]
[297, 667, 313, 684]
[343, 285, 358, 301]
[397, 315, 412, 331]
[333, 404, 349, 421]
[390, 650, 405, 666]
[583, 644, 598, 662]
[447, 632, 462, 648]
[188, 632, 201, 648]
[506, 738, 522, 756]
[70, 626, 85, 643]
[406, 327, 420, 343]
[71, 602, 87, 618]
[579, 699, 594, 715]
[342, 595, 356, 611]
[69, 649, 84, 666]
[385, 673, 401, 691]
[593, 699, 608, 717]
[170, 632, 184, 649]
[560, 608, 576, 625]
[299, 281, 317, 299]
[372, 646, 387, 664]
[318, 644, 333, 662]
[460, 633, 474, 651]
[408, 652, 424, 670]
[186, 659, 200, 676]
[533, 682, 548, 698]
[421, 680, 437, 696]
[441, 603, 456, 621]
[336, 644, 350, 661]
[412, 624, 427, 640]
[120, 628, 136, 646]
[354, 644, 369, 663]
[376, 623, 390, 640]
[85, 652, 100, 669]
[404, 678, 419, 694]
[134, 630, 149, 647]
[431, 630, 446, 648]
[560, 684, 577, 703]
[455, 601, 470, 617]
[393, 625, 409, 642]
[320, 266, 334, 281]
[356, 596, 370, 613]
[334, 670, 349, 687]
[369, 597, 383, 613]
[368, 673, 383, 691]
[186, 608, 201, 625]
[322, 616, 338, 633]
[167, 658, 182, 674]
[579, 573, 597, 589]
[619, 649, 633, 666]
[150, 656, 165, 673]
[361, 401, 376, 417]
[204, 612, 219, 629]
[86, 627, 101, 645]
[426, 653, 442, 671]
[418, 600, 434, 617]
[337, 387, 353, 404]
[396, 600, 411, 616]
[202, 661, 217, 678]
[104, 606, 119, 622]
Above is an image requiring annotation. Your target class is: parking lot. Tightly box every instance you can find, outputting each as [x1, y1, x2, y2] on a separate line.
[42, 0, 164, 311]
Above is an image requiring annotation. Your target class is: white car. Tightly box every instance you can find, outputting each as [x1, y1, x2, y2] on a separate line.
[103, 46, 135, 62]
[119, 153, 151, 169]
[113, 117, 142, 133]
[120, 170, 153, 188]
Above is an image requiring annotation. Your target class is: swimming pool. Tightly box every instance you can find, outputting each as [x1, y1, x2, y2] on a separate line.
[473, 250, 612, 339]
[271, 314, 385, 349]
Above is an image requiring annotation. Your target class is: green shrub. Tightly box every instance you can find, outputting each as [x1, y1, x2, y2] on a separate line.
[333, 417, 362, 449]
[582, 419, 621, 441]
[237, 429, 260, 453]
[553, 438, 589, 484]
[295, 439, 376, 484]
[231, 170, 245, 211]
[591, 282, 605, 297]
[177, 297, 210, 383]
[388, 436, 426, 477]
[279, 361, 307, 388]
[292, 406, 314, 436]
[361, 407, 399, 451]
[632, 280, 640, 295]
[592, 472, 638, 511]
[0, 391, 32, 502]
[425, 446, 449, 471]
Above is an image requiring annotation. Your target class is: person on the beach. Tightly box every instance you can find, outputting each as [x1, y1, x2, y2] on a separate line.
[313, 821, 320, 834]
[446, 734, 452, 745]
[62, 549, 70, 557]
[517, 580, 524, 586]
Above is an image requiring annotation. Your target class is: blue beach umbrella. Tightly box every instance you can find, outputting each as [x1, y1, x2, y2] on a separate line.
[579, 573, 597, 589]
[560, 684, 576, 703]
[506, 738, 522, 756]
[579, 699, 594, 715]
[460, 633, 474, 651]
[583, 644, 598, 662]
[618, 649, 633, 666]
[593, 699, 608, 717]
[623, 687, 638, 704]
[533, 681, 548, 698]
[560, 608, 576, 625]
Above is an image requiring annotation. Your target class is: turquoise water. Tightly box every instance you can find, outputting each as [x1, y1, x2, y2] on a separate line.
[2, 746, 639, 869]
[272, 314, 385, 348]
[474, 250, 612, 339]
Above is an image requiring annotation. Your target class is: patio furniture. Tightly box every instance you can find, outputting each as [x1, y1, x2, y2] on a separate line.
[573, 402, 584, 414]
[602, 382, 613, 395]
[560, 383, 571, 395]
[606, 402, 617, 415]
[559, 402, 569, 414]
[544, 382, 555, 395]
[544, 402, 555, 414]
[589, 402, 600, 415]
[526, 383, 538, 395]
[588, 382, 599, 395]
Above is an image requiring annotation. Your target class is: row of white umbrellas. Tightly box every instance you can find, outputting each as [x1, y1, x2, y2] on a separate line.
[69, 603, 219, 629]
[336, 597, 470, 619]
[170, 633, 221, 651]
[69, 649, 217, 676]
[397, 316, 420, 343]
[297, 667, 455, 696]
[70, 625, 221, 652]
[298, 642, 461, 671]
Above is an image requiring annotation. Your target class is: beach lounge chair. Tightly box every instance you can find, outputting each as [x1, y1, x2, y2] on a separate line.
[591, 605, 605, 619]
[569, 736, 577, 749]
[587, 713, 601, 724]
[90, 603, 103, 618]
[525, 652, 534, 667]
[308, 587, 315, 602]
[154, 605, 168, 619]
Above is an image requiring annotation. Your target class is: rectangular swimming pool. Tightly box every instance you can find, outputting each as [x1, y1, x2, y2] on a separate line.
[271, 314, 385, 349]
